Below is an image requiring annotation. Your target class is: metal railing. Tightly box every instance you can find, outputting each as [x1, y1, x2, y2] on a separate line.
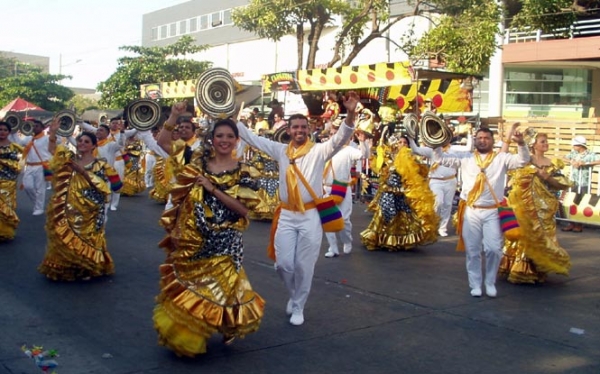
[505, 18, 600, 44]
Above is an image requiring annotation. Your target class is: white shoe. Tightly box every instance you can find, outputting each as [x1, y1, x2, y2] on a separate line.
[485, 284, 497, 298]
[110, 206, 117, 211]
[438, 230, 448, 237]
[286, 299, 293, 315]
[470, 288, 482, 297]
[343, 243, 352, 254]
[290, 310, 304, 326]
[324, 247, 339, 258]
[32, 210, 44, 216]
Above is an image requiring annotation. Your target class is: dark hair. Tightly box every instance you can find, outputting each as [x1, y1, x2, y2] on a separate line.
[287, 113, 308, 125]
[176, 115, 194, 125]
[98, 124, 110, 133]
[31, 119, 44, 127]
[475, 128, 493, 138]
[211, 119, 239, 139]
[109, 117, 121, 123]
[77, 131, 98, 146]
[0, 121, 11, 132]
[399, 134, 409, 144]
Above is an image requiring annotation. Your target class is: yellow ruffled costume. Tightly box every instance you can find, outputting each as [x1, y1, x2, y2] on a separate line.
[499, 160, 572, 283]
[38, 145, 120, 281]
[0, 143, 23, 241]
[153, 156, 265, 357]
[361, 147, 439, 251]
[149, 156, 170, 203]
[121, 140, 146, 196]
[245, 146, 280, 220]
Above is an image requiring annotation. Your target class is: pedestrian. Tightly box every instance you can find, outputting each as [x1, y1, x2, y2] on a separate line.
[38, 118, 122, 281]
[324, 125, 370, 257]
[561, 136, 600, 232]
[235, 92, 360, 326]
[0, 121, 23, 241]
[432, 126, 530, 297]
[153, 118, 265, 357]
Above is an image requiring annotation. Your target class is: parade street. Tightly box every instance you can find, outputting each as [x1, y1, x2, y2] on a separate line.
[1, 191, 599, 374]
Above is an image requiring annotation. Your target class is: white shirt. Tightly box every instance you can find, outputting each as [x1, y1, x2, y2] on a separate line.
[10, 132, 51, 163]
[409, 136, 473, 179]
[237, 121, 354, 204]
[323, 141, 369, 185]
[434, 145, 530, 206]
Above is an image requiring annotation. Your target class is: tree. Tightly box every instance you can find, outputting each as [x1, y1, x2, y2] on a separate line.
[97, 36, 212, 109]
[0, 71, 75, 112]
[68, 94, 100, 115]
[232, 0, 402, 70]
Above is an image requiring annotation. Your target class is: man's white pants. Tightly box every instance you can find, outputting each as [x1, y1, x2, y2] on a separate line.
[111, 159, 125, 209]
[324, 185, 353, 248]
[23, 165, 46, 212]
[429, 178, 457, 234]
[462, 206, 504, 289]
[144, 153, 156, 188]
[275, 208, 323, 313]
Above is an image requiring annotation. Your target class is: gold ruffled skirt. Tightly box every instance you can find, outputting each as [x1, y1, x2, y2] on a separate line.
[153, 255, 264, 357]
[121, 166, 146, 196]
[0, 180, 19, 241]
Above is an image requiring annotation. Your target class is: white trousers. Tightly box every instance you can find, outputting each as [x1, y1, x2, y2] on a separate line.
[324, 185, 353, 248]
[275, 208, 323, 313]
[23, 165, 46, 212]
[429, 178, 457, 233]
[462, 206, 504, 289]
[144, 153, 156, 188]
[111, 159, 125, 209]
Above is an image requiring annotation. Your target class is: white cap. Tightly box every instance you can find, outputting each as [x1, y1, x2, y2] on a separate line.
[572, 136, 587, 147]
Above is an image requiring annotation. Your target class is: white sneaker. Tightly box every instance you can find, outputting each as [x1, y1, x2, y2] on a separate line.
[438, 230, 448, 237]
[290, 310, 304, 326]
[485, 284, 497, 298]
[286, 299, 293, 315]
[343, 243, 352, 254]
[32, 210, 44, 216]
[324, 247, 339, 258]
[470, 288, 482, 297]
[110, 206, 117, 211]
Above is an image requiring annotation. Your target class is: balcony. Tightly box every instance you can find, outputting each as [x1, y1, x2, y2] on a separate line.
[505, 18, 600, 44]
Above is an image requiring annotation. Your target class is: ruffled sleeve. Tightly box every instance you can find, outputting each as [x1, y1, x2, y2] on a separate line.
[549, 158, 572, 191]
[236, 163, 266, 212]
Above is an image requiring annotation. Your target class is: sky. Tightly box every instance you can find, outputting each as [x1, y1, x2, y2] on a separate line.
[1, 0, 189, 90]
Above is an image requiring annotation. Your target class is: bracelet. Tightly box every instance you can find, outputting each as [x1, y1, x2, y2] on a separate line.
[163, 122, 176, 131]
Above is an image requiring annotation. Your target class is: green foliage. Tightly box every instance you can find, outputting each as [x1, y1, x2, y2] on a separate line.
[68, 95, 100, 115]
[97, 36, 212, 109]
[405, 1, 502, 75]
[0, 72, 75, 112]
[510, 0, 576, 36]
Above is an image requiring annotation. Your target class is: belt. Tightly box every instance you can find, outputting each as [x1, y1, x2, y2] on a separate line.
[115, 155, 124, 161]
[147, 151, 156, 156]
[27, 161, 47, 166]
[281, 201, 317, 212]
[471, 204, 497, 210]
[429, 175, 456, 181]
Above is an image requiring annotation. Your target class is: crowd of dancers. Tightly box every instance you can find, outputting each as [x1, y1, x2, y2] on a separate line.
[0, 90, 584, 357]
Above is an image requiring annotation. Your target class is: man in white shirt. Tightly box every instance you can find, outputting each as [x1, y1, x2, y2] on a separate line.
[323, 127, 370, 257]
[10, 119, 51, 215]
[236, 92, 360, 326]
[409, 133, 472, 236]
[433, 127, 529, 298]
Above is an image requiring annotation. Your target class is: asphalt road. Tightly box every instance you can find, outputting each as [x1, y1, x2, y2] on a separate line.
[1, 189, 599, 374]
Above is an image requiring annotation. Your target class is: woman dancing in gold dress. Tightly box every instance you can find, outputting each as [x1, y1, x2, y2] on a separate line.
[499, 131, 572, 283]
[153, 117, 265, 357]
[0, 121, 23, 241]
[38, 119, 122, 281]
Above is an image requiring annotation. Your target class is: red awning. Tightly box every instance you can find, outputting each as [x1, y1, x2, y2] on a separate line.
[1, 97, 44, 112]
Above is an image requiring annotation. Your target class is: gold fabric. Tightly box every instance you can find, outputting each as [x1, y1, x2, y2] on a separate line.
[154, 158, 265, 357]
[121, 141, 146, 196]
[361, 147, 438, 251]
[499, 160, 572, 283]
[466, 151, 497, 207]
[149, 156, 170, 203]
[245, 148, 280, 220]
[38, 145, 115, 281]
[285, 140, 314, 212]
[0, 143, 23, 241]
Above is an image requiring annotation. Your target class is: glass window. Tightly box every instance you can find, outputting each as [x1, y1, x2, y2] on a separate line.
[223, 9, 232, 25]
[200, 15, 208, 30]
[189, 17, 198, 32]
[179, 20, 187, 35]
[151, 27, 158, 41]
[211, 12, 222, 27]
[160, 25, 168, 39]
[169, 23, 177, 37]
